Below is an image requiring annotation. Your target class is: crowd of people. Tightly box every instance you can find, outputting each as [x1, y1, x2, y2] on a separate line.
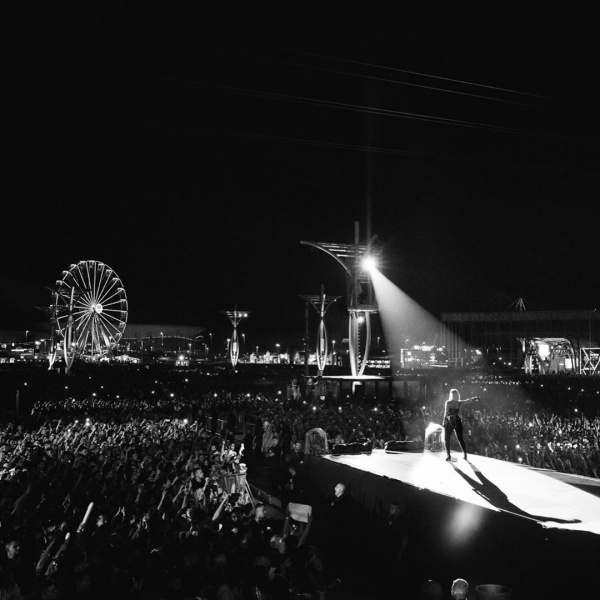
[1, 364, 600, 598]
[1, 391, 347, 598]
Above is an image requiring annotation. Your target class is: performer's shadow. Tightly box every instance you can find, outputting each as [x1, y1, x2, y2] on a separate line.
[451, 461, 581, 524]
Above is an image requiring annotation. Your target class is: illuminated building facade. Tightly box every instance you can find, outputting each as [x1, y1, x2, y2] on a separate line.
[441, 309, 600, 373]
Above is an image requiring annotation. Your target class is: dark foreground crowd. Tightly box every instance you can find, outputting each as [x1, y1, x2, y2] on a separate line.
[1, 367, 600, 599]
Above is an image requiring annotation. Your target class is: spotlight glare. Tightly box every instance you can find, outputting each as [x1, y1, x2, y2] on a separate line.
[361, 255, 377, 272]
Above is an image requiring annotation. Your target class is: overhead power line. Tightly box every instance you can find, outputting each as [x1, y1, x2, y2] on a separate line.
[125, 118, 600, 177]
[111, 69, 600, 147]
[214, 39, 562, 109]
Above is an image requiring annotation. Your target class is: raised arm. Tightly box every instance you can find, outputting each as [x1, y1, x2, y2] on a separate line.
[459, 396, 480, 404]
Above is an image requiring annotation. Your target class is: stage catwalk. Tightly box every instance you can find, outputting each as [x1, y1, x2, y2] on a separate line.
[323, 449, 600, 535]
[301, 448, 600, 597]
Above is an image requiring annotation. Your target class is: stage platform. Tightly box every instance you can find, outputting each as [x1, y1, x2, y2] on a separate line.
[301, 449, 600, 598]
[323, 449, 600, 535]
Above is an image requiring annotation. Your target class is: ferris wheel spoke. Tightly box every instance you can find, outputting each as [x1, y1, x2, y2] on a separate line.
[102, 298, 126, 308]
[71, 307, 93, 322]
[88, 265, 99, 306]
[97, 320, 113, 351]
[96, 312, 121, 338]
[95, 269, 114, 304]
[75, 262, 88, 294]
[78, 329, 91, 353]
[92, 263, 100, 304]
[95, 265, 112, 307]
[94, 318, 112, 353]
[101, 308, 127, 319]
[75, 319, 92, 344]
[98, 308, 124, 325]
[72, 302, 91, 317]
[79, 289, 95, 304]
[74, 313, 95, 338]
[74, 317, 92, 347]
[90, 322, 100, 354]
[81, 262, 95, 304]
[95, 288, 120, 307]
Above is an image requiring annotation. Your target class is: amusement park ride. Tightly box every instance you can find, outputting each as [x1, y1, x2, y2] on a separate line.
[40, 260, 128, 374]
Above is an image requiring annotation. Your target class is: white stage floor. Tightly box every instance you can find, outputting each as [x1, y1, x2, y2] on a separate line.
[324, 449, 600, 535]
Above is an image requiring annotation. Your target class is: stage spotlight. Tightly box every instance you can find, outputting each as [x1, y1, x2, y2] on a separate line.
[361, 255, 378, 272]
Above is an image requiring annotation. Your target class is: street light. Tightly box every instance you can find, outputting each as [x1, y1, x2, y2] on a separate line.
[276, 343, 281, 363]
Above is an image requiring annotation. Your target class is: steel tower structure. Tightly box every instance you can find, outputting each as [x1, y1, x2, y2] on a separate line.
[301, 222, 379, 378]
[300, 285, 341, 376]
[221, 307, 250, 367]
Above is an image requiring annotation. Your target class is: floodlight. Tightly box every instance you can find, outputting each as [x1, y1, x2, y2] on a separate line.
[361, 255, 377, 272]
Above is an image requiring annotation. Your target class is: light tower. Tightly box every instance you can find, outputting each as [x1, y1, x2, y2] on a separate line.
[37, 287, 62, 371]
[221, 307, 250, 368]
[38, 283, 81, 375]
[301, 221, 380, 378]
[300, 285, 340, 376]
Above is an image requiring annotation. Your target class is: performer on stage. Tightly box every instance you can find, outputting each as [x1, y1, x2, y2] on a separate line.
[443, 388, 479, 461]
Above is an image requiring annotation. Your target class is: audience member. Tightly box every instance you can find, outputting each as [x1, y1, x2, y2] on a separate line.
[450, 577, 469, 599]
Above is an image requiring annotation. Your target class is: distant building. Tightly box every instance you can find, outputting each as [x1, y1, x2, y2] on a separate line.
[119, 323, 206, 357]
[441, 309, 600, 373]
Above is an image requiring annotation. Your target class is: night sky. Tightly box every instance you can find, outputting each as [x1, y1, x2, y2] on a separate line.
[5, 4, 600, 347]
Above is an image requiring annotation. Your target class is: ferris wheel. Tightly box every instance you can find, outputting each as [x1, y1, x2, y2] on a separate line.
[54, 260, 128, 364]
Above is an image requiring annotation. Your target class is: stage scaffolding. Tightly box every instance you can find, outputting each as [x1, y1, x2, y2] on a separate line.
[440, 309, 600, 373]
